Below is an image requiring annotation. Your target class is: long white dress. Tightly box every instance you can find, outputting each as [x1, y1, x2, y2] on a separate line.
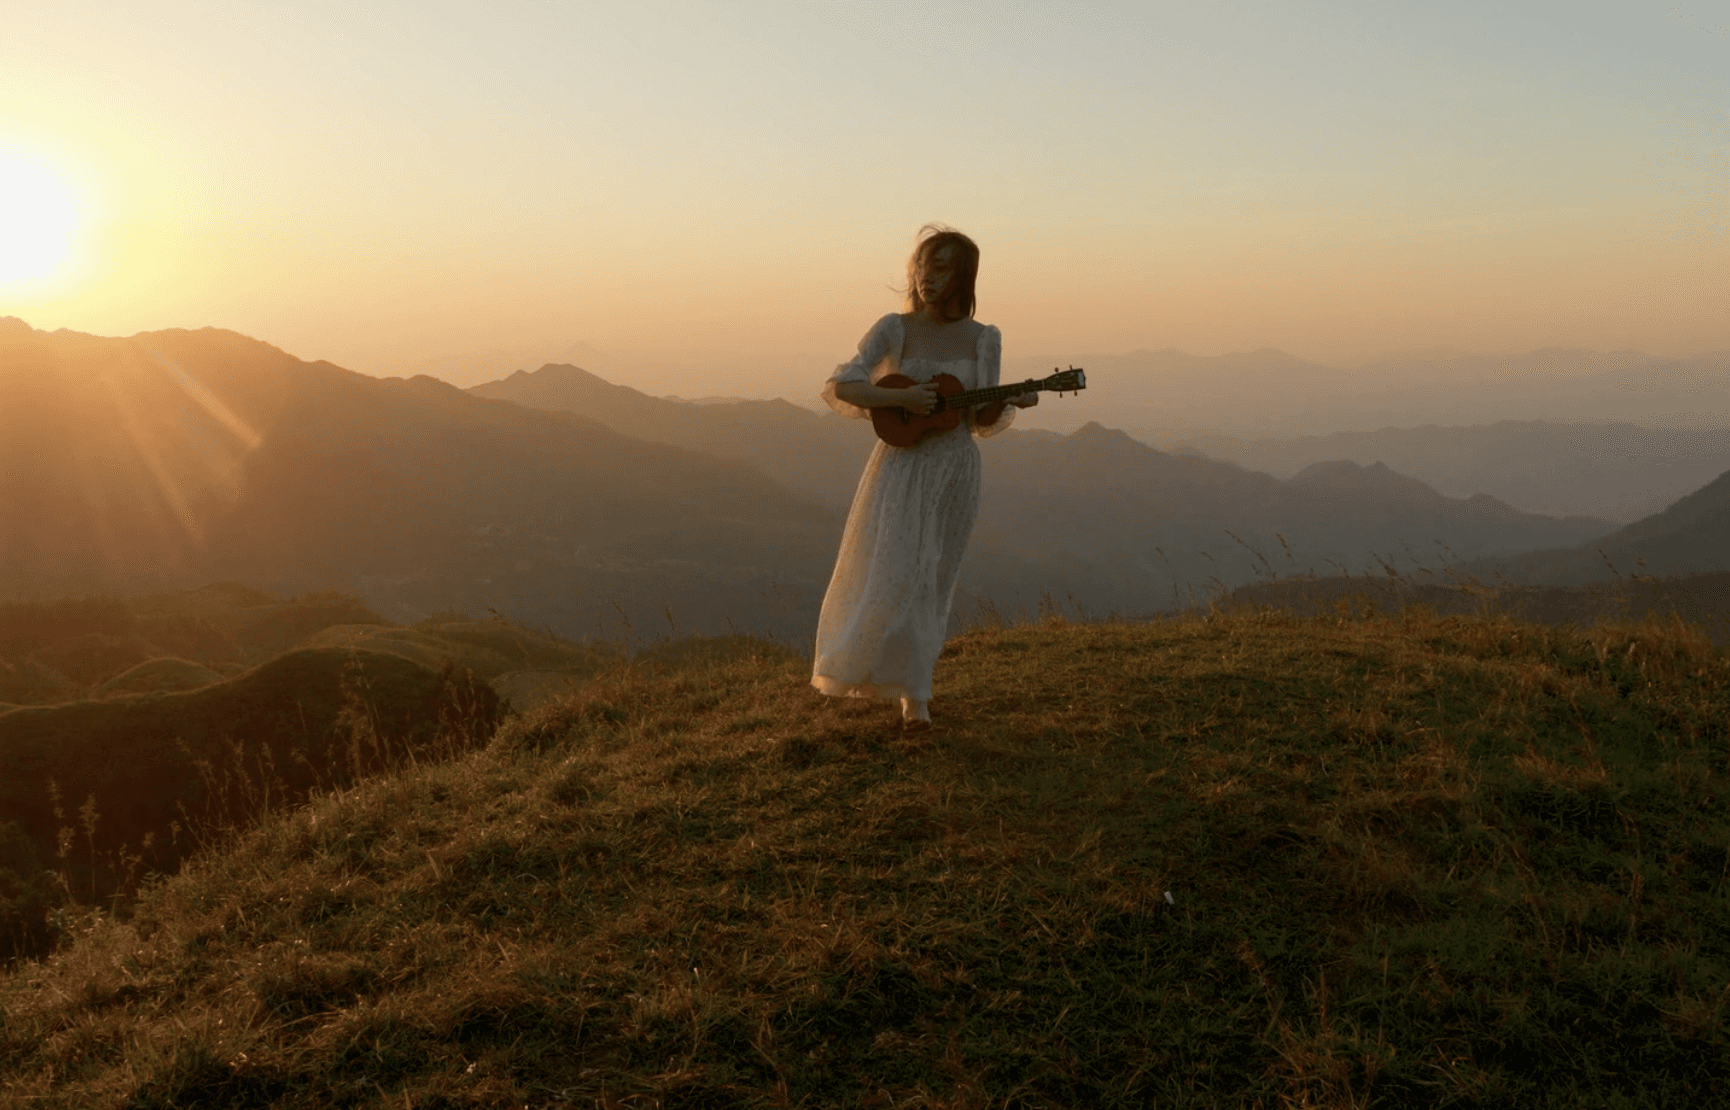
[811, 312, 1014, 704]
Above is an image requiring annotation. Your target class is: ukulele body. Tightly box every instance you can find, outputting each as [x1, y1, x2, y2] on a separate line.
[869, 372, 969, 448]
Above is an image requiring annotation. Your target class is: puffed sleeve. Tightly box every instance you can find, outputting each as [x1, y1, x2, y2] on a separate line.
[821, 313, 903, 419]
[969, 324, 1014, 437]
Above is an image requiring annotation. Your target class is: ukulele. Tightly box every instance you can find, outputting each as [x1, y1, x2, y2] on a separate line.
[870, 366, 1087, 447]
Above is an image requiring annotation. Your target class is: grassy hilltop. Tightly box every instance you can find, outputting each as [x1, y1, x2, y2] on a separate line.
[0, 587, 622, 964]
[2, 609, 1728, 1107]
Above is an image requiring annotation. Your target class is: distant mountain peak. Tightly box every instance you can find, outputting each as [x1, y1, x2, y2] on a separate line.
[530, 362, 606, 380]
[1070, 421, 1134, 441]
[468, 362, 652, 406]
[1066, 421, 1154, 452]
[1291, 458, 1374, 480]
[1289, 458, 1444, 501]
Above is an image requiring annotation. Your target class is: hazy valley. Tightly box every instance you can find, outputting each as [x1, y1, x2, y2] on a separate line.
[1178, 421, 1730, 523]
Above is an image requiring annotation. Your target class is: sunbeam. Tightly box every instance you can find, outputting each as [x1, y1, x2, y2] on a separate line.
[105, 372, 205, 547]
[145, 347, 262, 452]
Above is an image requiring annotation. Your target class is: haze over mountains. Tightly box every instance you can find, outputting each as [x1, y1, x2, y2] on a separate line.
[8, 316, 1729, 643]
[469, 364, 874, 510]
[0, 318, 837, 640]
[1463, 467, 1730, 586]
[1180, 422, 1730, 523]
[475, 341, 1730, 522]
[1000, 347, 1730, 442]
[471, 362, 1616, 618]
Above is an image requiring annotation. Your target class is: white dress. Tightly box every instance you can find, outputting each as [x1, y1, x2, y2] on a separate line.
[812, 312, 1014, 704]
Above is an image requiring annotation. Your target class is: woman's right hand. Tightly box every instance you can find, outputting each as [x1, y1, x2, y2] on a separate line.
[898, 381, 941, 416]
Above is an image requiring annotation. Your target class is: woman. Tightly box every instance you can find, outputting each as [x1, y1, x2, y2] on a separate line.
[812, 226, 1038, 727]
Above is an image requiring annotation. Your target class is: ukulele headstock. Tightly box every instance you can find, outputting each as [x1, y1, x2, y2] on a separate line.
[1042, 366, 1086, 393]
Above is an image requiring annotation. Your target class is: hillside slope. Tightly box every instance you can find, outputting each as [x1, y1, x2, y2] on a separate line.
[4, 614, 1725, 1107]
[0, 647, 501, 922]
[470, 363, 873, 508]
[1465, 467, 1730, 585]
[0, 587, 625, 962]
[0, 587, 390, 706]
[1181, 420, 1730, 523]
[0, 319, 839, 639]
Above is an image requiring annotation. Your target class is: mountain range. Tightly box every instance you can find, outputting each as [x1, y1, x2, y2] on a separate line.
[1462, 468, 1730, 585]
[0, 318, 837, 641]
[1177, 422, 1730, 523]
[470, 363, 873, 509]
[469, 362, 1616, 619]
[13, 317, 1724, 640]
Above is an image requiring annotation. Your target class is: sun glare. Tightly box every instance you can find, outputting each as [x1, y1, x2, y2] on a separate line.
[0, 150, 83, 292]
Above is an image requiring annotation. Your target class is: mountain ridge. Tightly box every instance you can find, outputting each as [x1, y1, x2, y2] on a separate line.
[468, 367, 1616, 615]
[1464, 467, 1730, 585]
[1182, 420, 1730, 522]
[0, 322, 841, 639]
[1, 319, 1673, 638]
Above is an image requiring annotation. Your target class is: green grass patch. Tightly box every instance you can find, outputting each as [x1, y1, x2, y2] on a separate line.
[2, 612, 1726, 1107]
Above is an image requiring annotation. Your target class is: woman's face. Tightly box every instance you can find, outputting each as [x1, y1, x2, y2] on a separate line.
[916, 244, 960, 310]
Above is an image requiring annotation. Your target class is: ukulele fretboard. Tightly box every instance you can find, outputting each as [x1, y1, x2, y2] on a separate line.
[937, 378, 1065, 412]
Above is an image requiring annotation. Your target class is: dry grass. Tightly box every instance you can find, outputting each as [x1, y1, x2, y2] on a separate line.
[1, 610, 1726, 1107]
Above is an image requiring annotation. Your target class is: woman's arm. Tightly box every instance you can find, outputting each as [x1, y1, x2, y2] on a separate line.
[822, 314, 906, 419]
[975, 391, 1039, 427]
[834, 378, 941, 415]
[970, 324, 1026, 436]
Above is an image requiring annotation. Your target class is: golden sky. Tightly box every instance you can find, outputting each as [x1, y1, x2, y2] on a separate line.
[3, 1, 1726, 400]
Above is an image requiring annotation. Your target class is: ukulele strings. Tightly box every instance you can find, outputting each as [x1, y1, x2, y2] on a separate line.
[941, 380, 1045, 410]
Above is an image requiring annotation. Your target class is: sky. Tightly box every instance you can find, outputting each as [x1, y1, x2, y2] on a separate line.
[2, 0, 1726, 400]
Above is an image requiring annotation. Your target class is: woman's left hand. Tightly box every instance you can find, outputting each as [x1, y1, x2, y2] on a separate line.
[1010, 392, 1039, 409]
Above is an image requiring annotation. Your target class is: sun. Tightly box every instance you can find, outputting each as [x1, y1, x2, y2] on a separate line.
[0, 150, 83, 293]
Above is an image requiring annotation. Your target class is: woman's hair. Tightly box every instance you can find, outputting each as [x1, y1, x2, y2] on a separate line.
[905, 224, 980, 319]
